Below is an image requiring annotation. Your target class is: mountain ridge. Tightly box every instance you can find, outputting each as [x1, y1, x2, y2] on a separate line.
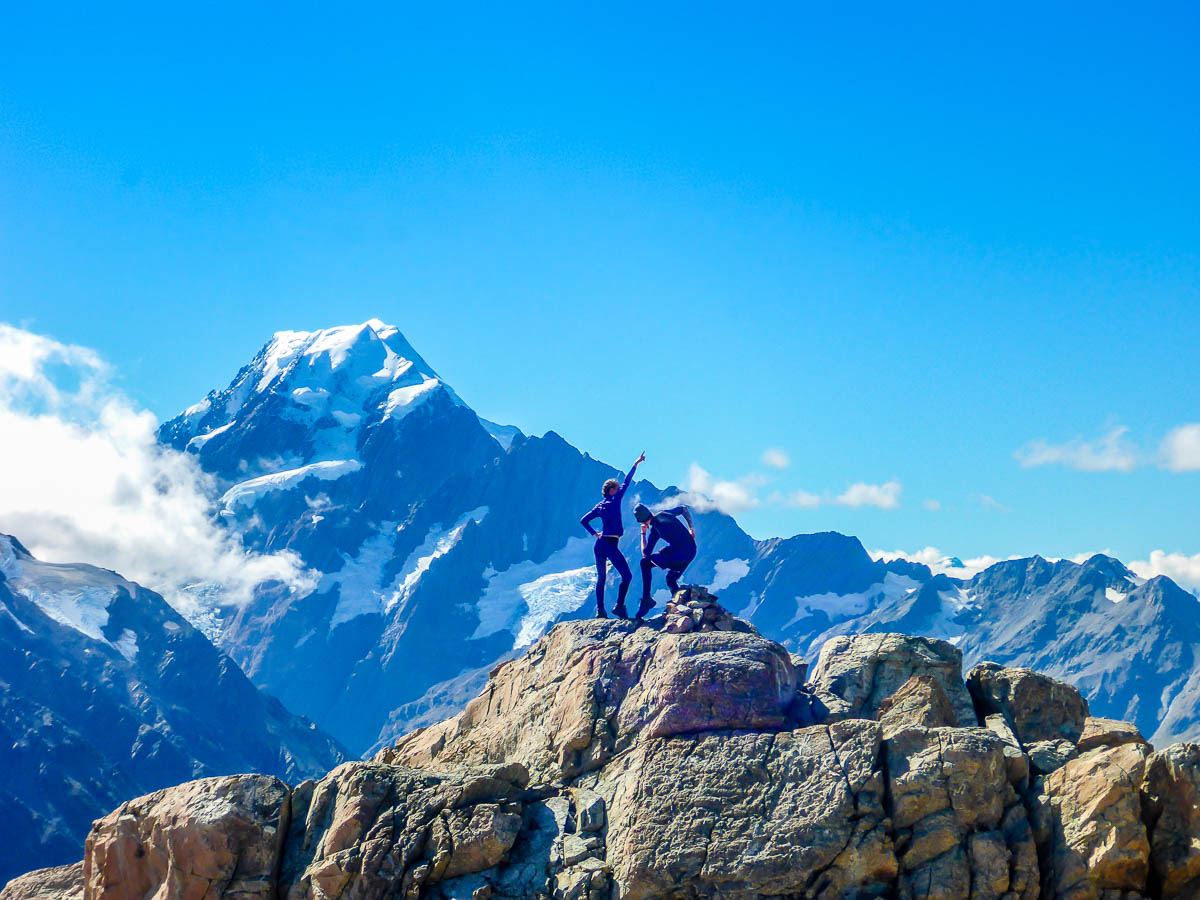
[152, 319, 1200, 755]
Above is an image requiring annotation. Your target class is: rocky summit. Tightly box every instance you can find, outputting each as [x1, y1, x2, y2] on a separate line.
[9, 597, 1200, 900]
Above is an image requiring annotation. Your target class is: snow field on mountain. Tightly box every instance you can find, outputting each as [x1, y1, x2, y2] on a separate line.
[326, 507, 489, 629]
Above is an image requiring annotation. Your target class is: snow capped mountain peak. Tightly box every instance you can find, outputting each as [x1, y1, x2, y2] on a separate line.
[162, 319, 471, 480]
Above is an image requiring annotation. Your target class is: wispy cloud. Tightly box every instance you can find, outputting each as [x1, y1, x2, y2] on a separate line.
[768, 489, 821, 509]
[1015, 426, 1137, 472]
[761, 447, 790, 469]
[834, 480, 902, 509]
[973, 493, 1010, 513]
[765, 480, 903, 511]
[0, 324, 316, 618]
[1160, 425, 1200, 473]
[661, 463, 761, 515]
[922, 498, 942, 511]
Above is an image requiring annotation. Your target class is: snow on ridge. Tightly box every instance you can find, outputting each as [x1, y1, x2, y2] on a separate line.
[326, 507, 489, 630]
[0, 539, 137, 648]
[220, 459, 363, 511]
[472, 536, 597, 644]
[783, 571, 920, 630]
[383, 377, 443, 420]
[710, 558, 750, 592]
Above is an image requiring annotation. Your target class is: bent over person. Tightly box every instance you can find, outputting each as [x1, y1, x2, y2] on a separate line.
[633, 502, 696, 618]
[580, 451, 645, 618]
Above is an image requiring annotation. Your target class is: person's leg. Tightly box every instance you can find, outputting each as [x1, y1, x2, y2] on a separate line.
[666, 548, 697, 595]
[640, 557, 656, 602]
[609, 545, 633, 618]
[593, 541, 608, 617]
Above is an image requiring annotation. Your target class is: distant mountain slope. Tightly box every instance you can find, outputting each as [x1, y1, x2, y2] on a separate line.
[157, 319, 1200, 755]
[799, 553, 1200, 746]
[0, 535, 345, 883]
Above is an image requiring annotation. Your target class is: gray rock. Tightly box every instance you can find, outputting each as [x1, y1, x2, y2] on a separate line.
[568, 787, 605, 833]
[0, 863, 83, 900]
[280, 762, 527, 898]
[1027, 738, 1078, 776]
[883, 726, 1038, 899]
[83, 774, 291, 900]
[967, 661, 1089, 747]
[1078, 716, 1149, 754]
[877, 674, 959, 738]
[599, 720, 898, 899]
[808, 633, 977, 727]
[380, 619, 797, 783]
[1031, 742, 1151, 899]
[1143, 742, 1200, 899]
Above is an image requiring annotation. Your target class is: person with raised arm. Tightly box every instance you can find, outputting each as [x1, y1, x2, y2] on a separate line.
[579, 451, 645, 619]
[633, 502, 696, 618]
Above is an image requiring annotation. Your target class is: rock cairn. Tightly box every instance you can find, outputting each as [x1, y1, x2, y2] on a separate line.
[663, 585, 734, 634]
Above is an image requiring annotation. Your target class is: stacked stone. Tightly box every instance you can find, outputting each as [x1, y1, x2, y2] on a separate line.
[663, 585, 734, 634]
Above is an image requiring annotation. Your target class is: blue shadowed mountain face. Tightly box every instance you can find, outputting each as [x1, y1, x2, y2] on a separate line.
[0, 534, 345, 884]
[158, 320, 1200, 755]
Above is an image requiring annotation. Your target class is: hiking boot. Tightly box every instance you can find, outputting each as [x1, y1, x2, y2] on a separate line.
[595, 604, 608, 619]
[635, 597, 656, 619]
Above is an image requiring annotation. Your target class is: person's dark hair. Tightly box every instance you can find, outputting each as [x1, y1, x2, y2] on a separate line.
[633, 503, 652, 524]
[602, 478, 620, 496]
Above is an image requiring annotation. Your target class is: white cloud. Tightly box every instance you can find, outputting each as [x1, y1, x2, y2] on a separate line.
[0, 324, 316, 618]
[974, 494, 1010, 513]
[1015, 426, 1137, 472]
[775, 489, 821, 509]
[922, 498, 942, 511]
[1129, 550, 1200, 594]
[834, 480, 902, 510]
[761, 447, 790, 469]
[1160, 425, 1200, 473]
[661, 463, 761, 515]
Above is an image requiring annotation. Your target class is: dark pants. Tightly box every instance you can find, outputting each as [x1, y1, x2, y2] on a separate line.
[594, 537, 632, 611]
[641, 545, 697, 600]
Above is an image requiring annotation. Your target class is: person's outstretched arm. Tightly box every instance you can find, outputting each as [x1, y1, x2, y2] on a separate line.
[663, 505, 695, 536]
[616, 451, 646, 501]
[580, 504, 602, 537]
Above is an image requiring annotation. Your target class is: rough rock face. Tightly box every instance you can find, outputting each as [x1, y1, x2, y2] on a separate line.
[877, 674, 959, 738]
[377, 618, 797, 783]
[807, 632, 977, 727]
[1031, 743, 1152, 899]
[1077, 717, 1148, 754]
[597, 721, 896, 899]
[15, 620, 1200, 900]
[1143, 742, 1200, 899]
[885, 726, 1038, 899]
[968, 662, 1090, 747]
[280, 762, 529, 899]
[0, 863, 82, 900]
[83, 775, 290, 900]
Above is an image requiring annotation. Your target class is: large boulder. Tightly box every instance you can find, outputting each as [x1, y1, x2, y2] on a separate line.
[0, 863, 83, 900]
[83, 774, 290, 900]
[807, 633, 977, 727]
[877, 674, 959, 739]
[1031, 742, 1152, 899]
[967, 662, 1089, 747]
[884, 726, 1038, 900]
[596, 720, 897, 899]
[280, 762, 529, 899]
[378, 619, 796, 783]
[1077, 716, 1149, 754]
[1143, 742, 1200, 899]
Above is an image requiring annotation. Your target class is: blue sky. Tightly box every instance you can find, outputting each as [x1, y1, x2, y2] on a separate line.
[2, 3, 1197, 563]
